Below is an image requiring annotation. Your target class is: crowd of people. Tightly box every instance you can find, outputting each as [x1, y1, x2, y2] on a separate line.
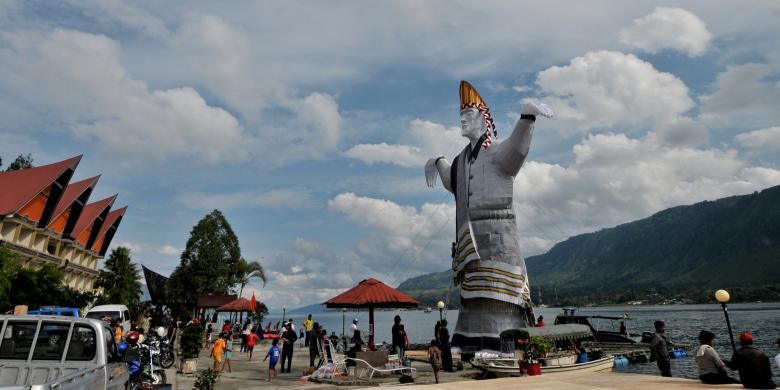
[649, 320, 779, 389]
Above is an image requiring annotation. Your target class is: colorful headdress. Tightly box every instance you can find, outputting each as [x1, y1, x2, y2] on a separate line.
[460, 80, 497, 148]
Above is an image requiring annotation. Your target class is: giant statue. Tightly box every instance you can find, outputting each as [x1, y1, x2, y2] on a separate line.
[425, 81, 553, 353]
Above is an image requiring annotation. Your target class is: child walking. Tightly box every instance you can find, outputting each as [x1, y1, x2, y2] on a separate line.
[221, 332, 233, 373]
[205, 323, 214, 348]
[263, 339, 281, 382]
[211, 333, 227, 372]
[427, 339, 442, 384]
[246, 329, 259, 360]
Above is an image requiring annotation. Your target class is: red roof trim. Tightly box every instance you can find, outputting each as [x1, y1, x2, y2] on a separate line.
[70, 195, 117, 244]
[0, 155, 81, 216]
[48, 175, 100, 229]
[93, 206, 127, 255]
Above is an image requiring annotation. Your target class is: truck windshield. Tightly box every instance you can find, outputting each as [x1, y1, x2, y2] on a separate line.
[85, 311, 119, 322]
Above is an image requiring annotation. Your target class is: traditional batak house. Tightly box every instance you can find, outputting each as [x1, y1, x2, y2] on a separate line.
[0, 156, 127, 292]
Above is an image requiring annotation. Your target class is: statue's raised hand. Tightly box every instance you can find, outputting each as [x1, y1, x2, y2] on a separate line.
[425, 157, 441, 188]
[521, 100, 554, 118]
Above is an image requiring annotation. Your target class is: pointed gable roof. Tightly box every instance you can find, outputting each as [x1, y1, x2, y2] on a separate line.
[0, 156, 81, 221]
[49, 176, 100, 226]
[48, 175, 100, 235]
[71, 194, 116, 247]
[92, 206, 127, 256]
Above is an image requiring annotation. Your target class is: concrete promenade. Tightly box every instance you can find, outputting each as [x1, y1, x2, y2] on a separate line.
[171, 341, 743, 389]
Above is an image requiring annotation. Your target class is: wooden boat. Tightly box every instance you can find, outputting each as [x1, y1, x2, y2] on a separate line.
[470, 324, 615, 376]
[472, 355, 614, 375]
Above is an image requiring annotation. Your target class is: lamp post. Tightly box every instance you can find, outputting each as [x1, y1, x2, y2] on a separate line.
[341, 308, 346, 338]
[715, 289, 736, 353]
[282, 305, 287, 325]
[436, 301, 445, 322]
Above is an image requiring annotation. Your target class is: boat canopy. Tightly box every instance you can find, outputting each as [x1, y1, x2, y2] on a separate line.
[500, 324, 593, 342]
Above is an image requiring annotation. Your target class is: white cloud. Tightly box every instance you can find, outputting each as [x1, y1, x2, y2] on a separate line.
[344, 119, 464, 168]
[0, 29, 250, 163]
[157, 245, 180, 257]
[735, 127, 780, 153]
[117, 242, 143, 254]
[177, 189, 312, 211]
[619, 7, 712, 56]
[536, 51, 695, 134]
[699, 63, 780, 129]
[343, 144, 425, 168]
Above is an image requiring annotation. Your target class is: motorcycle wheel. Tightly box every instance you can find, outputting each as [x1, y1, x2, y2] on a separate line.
[159, 350, 175, 369]
[151, 369, 167, 385]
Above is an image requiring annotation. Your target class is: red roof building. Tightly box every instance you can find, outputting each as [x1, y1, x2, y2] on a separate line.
[0, 156, 128, 293]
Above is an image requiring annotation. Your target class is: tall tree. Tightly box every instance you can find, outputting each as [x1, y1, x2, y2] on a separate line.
[167, 210, 245, 312]
[95, 247, 142, 307]
[4, 153, 34, 171]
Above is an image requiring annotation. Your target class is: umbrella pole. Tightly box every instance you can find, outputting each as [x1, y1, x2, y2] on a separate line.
[369, 306, 375, 351]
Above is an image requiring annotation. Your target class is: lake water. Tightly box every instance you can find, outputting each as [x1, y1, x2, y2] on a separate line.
[277, 302, 780, 382]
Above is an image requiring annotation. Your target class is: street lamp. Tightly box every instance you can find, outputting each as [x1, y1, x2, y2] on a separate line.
[715, 289, 736, 353]
[341, 308, 346, 338]
[282, 305, 287, 325]
[436, 301, 445, 322]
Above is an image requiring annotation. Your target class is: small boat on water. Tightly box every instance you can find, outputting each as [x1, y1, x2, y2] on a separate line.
[471, 324, 615, 377]
[424, 307, 432, 313]
[554, 307, 640, 343]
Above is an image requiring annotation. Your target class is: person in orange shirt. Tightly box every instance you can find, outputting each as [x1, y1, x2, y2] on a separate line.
[211, 332, 227, 371]
[112, 319, 123, 344]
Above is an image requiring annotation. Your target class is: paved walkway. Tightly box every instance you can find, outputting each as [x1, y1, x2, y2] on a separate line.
[173, 343, 742, 389]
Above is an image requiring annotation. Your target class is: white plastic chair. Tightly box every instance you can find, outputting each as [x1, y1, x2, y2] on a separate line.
[344, 357, 417, 380]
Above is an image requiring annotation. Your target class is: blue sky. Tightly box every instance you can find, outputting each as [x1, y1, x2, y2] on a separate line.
[2, 1, 779, 310]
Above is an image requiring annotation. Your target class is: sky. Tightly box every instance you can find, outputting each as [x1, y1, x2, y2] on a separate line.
[1, 1, 780, 311]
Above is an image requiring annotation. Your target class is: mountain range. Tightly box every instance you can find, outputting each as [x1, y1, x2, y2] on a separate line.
[397, 185, 780, 306]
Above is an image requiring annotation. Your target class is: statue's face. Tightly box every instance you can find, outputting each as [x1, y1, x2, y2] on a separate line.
[460, 107, 484, 140]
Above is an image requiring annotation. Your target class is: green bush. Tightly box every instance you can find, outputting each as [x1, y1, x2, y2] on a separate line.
[527, 336, 553, 361]
[180, 323, 205, 359]
[193, 368, 219, 390]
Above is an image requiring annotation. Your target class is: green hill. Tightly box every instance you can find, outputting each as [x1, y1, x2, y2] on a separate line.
[398, 186, 780, 306]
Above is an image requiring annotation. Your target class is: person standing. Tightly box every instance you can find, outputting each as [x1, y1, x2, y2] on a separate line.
[392, 316, 404, 358]
[221, 332, 234, 373]
[727, 332, 777, 389]
[241, 323, 250, 352]
[439, 319, 453, 372]
[309, 322, 321, 368]
[695, 330, 739, 384]
[774, 338, 780, 370]
[280, 323, 298, 373]
[649, 320, 672, 377]
[427, 339, 442, 384]
[304, 314, 314, 347]
[619, 321, 628, 336]
[299, 327, 305, 348]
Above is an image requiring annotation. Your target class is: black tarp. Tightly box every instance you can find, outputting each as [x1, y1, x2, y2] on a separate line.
[142, 265, 168, 304]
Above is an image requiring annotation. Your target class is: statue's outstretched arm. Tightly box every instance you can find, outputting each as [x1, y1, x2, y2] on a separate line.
[495, 101, 553, 176]
[425, 156, 453, 193]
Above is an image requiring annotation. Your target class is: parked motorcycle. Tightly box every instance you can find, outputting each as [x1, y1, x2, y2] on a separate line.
[119, 332, 167, 390]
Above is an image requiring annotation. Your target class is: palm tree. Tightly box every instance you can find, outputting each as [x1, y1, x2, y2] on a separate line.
[236, 258, 266, 299]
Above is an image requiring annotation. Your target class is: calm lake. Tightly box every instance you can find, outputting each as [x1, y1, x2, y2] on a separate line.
[281, 302, 780, 382]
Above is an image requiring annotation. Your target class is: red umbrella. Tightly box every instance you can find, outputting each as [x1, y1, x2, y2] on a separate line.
[324, 278, 421, 350]
[215, 297, 252, 312]
[250, 293, 257, 313]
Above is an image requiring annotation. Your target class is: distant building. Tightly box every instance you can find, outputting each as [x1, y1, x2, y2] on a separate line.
[0, 156, 127, 292]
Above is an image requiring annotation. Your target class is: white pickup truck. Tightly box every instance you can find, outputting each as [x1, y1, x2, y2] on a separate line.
[0, 315, 128, 390]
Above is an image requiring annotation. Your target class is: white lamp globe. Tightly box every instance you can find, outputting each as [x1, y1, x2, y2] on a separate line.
[715, 289, 730, 303]
[436, 301, 445, 310]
